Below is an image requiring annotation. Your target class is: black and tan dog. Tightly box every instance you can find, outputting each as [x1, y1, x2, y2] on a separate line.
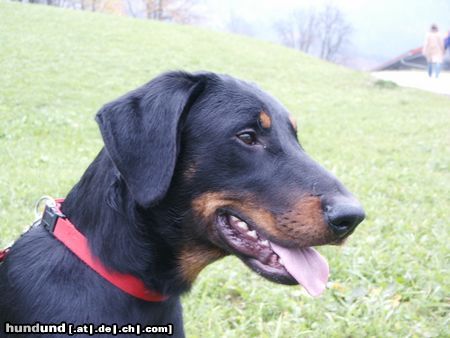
[0, 71, 364, 337]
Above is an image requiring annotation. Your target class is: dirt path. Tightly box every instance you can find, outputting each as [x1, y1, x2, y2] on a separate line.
[371, 70, 450, 96]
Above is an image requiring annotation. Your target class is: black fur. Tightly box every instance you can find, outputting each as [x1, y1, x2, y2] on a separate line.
[0, 71, 364, 337]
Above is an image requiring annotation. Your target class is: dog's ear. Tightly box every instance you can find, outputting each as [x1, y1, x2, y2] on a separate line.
[95, 71, 205, 207]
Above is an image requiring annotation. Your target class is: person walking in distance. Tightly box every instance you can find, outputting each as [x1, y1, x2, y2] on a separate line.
[422, 24, 444, 78]
[445, 30, 450, 51]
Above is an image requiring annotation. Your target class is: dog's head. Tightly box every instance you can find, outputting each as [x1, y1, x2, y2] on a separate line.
[96, 71, 365, 296]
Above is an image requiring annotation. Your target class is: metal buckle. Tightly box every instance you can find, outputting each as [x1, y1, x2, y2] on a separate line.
[34, 196, 57, 220]
[34, 196, 64, 233]
[41, 206, 61, 233]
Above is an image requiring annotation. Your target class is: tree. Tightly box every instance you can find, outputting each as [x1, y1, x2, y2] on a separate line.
[318, 5, 352, 61]
[13, 0, 198, 22]
[275, 8, 317, 54]
[275, 5, 352, 62]
[78, 0, 101, 11]
[142, 0, 199, 24]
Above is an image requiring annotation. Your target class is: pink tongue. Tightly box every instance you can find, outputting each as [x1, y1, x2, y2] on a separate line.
[270, 243, 329, 297]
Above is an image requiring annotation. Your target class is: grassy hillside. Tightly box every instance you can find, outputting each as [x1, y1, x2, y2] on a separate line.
[1, 2, 449, 337]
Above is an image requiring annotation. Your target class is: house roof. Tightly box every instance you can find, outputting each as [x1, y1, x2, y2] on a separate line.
[373, 47, 426, 71]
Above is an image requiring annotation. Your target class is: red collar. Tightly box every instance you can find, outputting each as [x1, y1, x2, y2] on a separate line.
[0, 248, 8, 262]
[41, 199, 167, 302]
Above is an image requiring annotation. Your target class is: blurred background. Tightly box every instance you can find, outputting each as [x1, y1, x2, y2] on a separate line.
[1, 1, 449, 337]
[11, 0, 450, 70]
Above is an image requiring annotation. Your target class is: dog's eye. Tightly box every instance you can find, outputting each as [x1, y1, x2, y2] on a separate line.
[237, 132, 257, 145]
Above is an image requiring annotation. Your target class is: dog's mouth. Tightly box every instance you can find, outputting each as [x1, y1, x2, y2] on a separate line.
[216, 211, 329, 297]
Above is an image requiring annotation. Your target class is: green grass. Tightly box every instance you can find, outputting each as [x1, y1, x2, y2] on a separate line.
[1, 2, 449, 337]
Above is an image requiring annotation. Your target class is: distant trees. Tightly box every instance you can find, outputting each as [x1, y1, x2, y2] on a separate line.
[275, 5, 352, 62]
[13, 0, 104, 11]
[79, 0, 101, 11]
[14, 0, 199, 23]
[275, 8, 318, 54]
[14, 0, 351, 64]
[318, 5, 352, 61]
[142, 0, 198, 23]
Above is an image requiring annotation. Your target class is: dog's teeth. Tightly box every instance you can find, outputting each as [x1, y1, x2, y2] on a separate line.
[229, 215, 240, 224]
[236, 221, 249, 231]
[247, 230, 258, 239]
[260, 240, 269, 247]
[278, 258, 285, 266]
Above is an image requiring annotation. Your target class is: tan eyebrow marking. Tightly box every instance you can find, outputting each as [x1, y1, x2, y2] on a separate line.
[259, 111, 272, 129]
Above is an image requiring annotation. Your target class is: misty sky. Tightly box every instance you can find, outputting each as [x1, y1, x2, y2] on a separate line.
[195, 0, 450, 66]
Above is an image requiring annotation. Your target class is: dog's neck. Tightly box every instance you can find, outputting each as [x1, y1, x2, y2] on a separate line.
[61, 149, 191, 296]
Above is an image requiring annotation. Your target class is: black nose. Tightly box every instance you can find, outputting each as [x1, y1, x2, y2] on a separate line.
[324, 198, 365, 237]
